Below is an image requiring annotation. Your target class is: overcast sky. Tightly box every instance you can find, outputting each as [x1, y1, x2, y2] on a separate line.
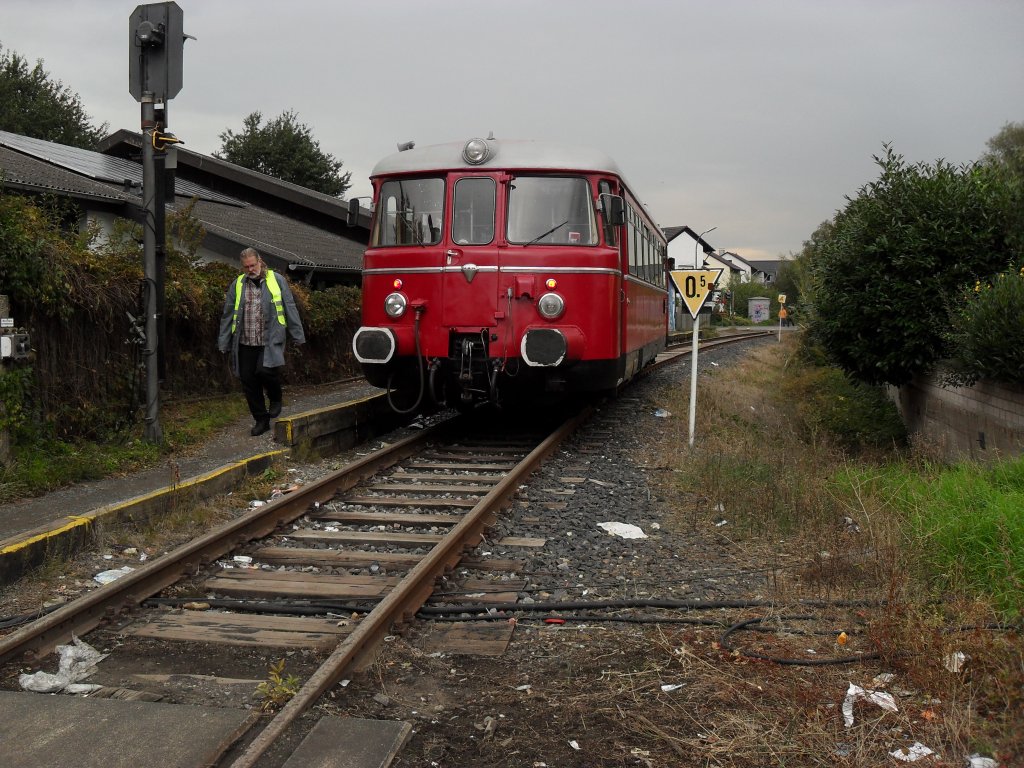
[4, 0, 1022, 260]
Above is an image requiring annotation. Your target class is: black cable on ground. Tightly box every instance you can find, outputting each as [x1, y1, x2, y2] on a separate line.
[144, 596, 373, 615]
[0, 603, 62, 630]
[423, 612, 731, 627]
[718, 615, 882, 666]
[418, 598, 774, 615]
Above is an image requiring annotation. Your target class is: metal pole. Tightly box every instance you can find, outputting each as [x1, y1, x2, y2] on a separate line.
[687, 227, 716, 449]
[688, 314, 700, 448]
[141, 92, 162, 443]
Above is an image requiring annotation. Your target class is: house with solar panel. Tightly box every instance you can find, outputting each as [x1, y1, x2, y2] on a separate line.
[0, 129, 368, 288]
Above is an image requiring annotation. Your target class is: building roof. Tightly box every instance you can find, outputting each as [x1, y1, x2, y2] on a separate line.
[98, 129, 370, 226]
[0, 143, 131, 204]
[748, 259, 782, 277]
[0, 130, 367, 278]
[718, 250, 754, 270]
[189, 197, 365, 271]
[663, 225, 717, 254]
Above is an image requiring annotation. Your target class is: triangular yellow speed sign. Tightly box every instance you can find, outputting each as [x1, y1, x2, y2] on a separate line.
[670, 269, 723, 319]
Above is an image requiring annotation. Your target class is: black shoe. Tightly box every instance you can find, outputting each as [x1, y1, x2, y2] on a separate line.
[268, 401, 282, 418]
[250, 419, 270, 436]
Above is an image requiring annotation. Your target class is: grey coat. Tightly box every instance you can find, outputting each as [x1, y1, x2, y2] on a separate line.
[217, 270, 305, 376]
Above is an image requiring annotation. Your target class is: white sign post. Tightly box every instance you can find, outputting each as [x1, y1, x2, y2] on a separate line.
[669, 269, 723, 448]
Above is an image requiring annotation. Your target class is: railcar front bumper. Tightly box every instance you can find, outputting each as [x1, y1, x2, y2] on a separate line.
[520, 326, 584, 367]
[352, 327, 397, 364]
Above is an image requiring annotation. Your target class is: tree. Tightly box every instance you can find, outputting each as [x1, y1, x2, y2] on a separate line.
[216, 110, 351, 197]
[981, 121, 1024, 257]
[982, 120, 1024, 179]
[0, 43, 107, 148]
[773, 257, 803, 306]
[811, 145, 1018, 387]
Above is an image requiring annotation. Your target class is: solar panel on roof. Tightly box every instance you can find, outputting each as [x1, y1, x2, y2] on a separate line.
[0, 130, 244, 207]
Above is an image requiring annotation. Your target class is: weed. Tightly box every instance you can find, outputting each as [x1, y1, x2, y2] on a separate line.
[648, 336, 1023, 764]
[0, 395, 247, 502]
[255, 658, 302, 712]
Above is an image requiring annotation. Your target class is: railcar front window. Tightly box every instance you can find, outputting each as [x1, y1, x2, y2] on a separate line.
[507, 176, 597, 246]
[372, 178, 444, 246]
[452, 177, 495, 245]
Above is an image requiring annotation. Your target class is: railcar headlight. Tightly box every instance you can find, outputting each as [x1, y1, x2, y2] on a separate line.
[384, 292, 408, 318]
[537, 292, 565, 320]
[462, 138, 491, 165]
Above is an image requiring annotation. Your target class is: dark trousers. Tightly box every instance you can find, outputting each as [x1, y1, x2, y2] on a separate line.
[238, 344, 281, 421]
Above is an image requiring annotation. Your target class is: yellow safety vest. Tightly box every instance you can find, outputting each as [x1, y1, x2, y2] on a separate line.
[231, 270, 286, 333]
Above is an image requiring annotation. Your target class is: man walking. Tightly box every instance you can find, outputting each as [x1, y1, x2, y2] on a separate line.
[218, 248, 305, 436]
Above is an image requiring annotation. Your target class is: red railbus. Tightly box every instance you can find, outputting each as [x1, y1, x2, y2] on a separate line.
[352, 137, 668, 411]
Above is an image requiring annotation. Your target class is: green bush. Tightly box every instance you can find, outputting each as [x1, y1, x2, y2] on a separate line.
[304, 284, 362, 336]
[786, 364, 907, 451]
[0, 189, 363, 442]
[0, 366, 33, 439]
[944, 265, 1024, 386]
[811, 146, 1019, 386]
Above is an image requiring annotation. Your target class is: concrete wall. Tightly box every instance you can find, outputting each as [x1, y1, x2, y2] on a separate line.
[893, 375, 1024, 462]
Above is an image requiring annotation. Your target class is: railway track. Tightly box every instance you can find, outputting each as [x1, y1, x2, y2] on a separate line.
[0, 329, 771, 766]
[0, 407, 590, 766]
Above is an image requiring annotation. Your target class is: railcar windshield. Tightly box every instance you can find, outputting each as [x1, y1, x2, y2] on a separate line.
[452, 177, 495, 245]
[507, 176, 598, 246]
[372, 177, 444, 246]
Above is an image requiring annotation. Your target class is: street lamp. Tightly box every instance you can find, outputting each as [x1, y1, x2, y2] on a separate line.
[695, 226, 717, 268]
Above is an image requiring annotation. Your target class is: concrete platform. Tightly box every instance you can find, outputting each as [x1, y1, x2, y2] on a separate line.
[0, 690, 255, 768]
[282, 716, 412, 768]
[0, 381, 403, 586]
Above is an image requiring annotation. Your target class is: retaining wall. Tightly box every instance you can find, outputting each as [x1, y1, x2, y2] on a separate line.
[892, 376, 1024, 462]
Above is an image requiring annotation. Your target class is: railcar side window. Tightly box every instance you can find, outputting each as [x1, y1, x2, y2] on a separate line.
[627, 204, 640, 276]
[372, 178, 444, 246]
[452, 178, 495, 245]
[507, 177, 598, 245]
[598, 180, 618, 247]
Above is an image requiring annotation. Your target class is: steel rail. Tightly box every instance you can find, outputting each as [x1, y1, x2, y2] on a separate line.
[228, 406, 593, 768]
[0, 331, 766, 666]
[0, 421, 450, 666]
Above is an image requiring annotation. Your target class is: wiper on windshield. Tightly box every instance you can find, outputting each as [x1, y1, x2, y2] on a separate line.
[525, 219, 568, 246]
[397, 180, 425, 246]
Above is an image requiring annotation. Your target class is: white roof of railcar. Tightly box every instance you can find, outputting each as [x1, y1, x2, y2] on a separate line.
[370, 137, 663, 235]
[371, 138, 626, 180]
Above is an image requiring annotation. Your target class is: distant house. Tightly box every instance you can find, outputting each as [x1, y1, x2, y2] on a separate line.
[663, 226, 757, 284]
[663, 225, 716, 273]
[747, 259, 781, 285]
[662, 225, 729, 330]
[0, 129, 369, 287]
[706, 250, 753, 284]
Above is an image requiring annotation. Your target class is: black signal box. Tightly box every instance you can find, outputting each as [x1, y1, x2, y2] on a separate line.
[128, 2, 185, 101]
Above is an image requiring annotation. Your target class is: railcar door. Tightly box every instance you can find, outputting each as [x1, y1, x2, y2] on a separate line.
[442, 174, 500, 336]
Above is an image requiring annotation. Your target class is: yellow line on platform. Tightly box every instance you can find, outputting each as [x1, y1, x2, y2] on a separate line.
[0, 450, 286, 556]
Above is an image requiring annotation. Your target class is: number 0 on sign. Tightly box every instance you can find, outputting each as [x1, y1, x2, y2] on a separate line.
[669, 269, 723, 319]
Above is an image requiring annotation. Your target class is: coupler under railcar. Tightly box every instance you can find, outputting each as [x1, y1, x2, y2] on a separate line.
[353, 323, 623, 413]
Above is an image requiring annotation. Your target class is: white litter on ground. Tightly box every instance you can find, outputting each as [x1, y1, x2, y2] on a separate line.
[597, 522, 647, 539]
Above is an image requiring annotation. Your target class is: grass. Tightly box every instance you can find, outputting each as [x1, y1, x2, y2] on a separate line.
[837, 460, 1024, 614]
[648, 334, 1023, 764]
[0, 394, 248, 503]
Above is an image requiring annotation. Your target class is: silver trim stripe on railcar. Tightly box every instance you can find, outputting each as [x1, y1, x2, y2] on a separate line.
[624, 273, 669, 295]
[362, 266, 622, 276]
